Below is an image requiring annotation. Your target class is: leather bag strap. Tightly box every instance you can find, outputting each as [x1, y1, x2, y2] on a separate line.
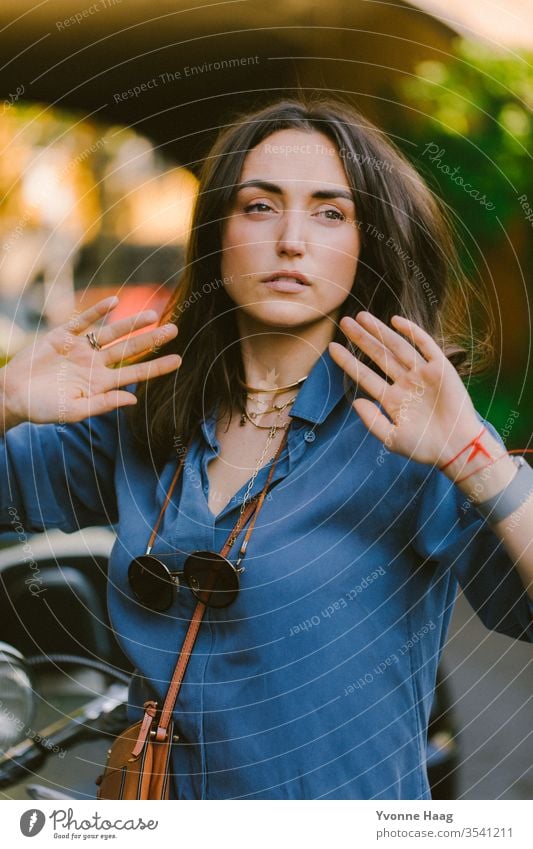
[155, 497, 259, 740]
[152, 427, 289, 742]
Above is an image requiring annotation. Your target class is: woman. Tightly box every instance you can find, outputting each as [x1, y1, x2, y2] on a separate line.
[0, 97, 531, 800]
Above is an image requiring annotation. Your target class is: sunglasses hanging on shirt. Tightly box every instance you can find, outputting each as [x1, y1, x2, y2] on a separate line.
[128, 425, 289, 611]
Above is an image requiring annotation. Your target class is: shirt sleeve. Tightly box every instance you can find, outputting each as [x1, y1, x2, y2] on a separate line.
[410, 417, 533, 644]
[0, 408, 122, 534]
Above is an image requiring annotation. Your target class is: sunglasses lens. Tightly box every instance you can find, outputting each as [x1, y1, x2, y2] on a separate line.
[128, 556, 176, 612]
[184, 551, 239, 608]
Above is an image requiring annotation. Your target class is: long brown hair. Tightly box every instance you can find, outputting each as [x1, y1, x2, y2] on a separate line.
[130, 94, 492, 464]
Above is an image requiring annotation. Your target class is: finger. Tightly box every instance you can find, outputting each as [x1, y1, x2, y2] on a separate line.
[390, 315, 444, 361]
[329, 341, 390, 406]
[103, 323, 178, 365]
[352, 398, 394, 445]
[98, 310, 162, 347]
[338, 316, 407, 382]
[67, 296, 119, 334]
[107, 353, 182, 388]
[73, 391, 139, 420]
[352, 312, 426, 370]
[356, 310, 424, 369]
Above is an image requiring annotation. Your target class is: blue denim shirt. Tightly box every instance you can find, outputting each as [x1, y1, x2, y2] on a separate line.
[1, 348, 531, 799]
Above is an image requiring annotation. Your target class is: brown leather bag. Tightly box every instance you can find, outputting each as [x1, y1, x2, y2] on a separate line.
[96, 701, 176, 800]
[96, 573, 224, 799]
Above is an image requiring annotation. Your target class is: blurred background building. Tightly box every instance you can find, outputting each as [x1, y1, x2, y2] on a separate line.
[0, 0, 531, 799]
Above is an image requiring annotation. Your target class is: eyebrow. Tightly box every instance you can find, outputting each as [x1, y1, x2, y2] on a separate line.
[234, 179, 355, 204]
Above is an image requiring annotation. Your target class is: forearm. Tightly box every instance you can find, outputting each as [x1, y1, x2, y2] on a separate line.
[443, 429, 533, 601]
[0, 408, 120, 533]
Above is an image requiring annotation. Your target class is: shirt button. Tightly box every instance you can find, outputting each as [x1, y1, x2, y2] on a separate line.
[304, 430, 316, 443]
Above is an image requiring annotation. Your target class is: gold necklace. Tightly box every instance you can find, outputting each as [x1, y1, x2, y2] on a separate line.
[240, 414, 288, 508]
[238, 374, 308, 394]
[242, 393, 298, 420]
[241, 409, 292, 430]
[242, 426, 278, 502]
[245, 391, 296, 408]
[239, 395, 297, 428]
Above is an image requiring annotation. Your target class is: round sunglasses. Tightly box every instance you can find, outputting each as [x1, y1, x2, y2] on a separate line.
[128, 550, 244, 611]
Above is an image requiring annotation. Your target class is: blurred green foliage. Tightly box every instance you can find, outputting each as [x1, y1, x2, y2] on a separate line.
[393, 38, 532, 246]
[388, 38, 532, 446]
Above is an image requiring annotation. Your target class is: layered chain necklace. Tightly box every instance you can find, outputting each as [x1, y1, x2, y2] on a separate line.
[238, 374, 308, 429]
[236, 372, 308, 477]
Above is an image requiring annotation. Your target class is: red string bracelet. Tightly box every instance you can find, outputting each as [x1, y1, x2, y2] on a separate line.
[454, 452, 507, 484]
[440, 426, 493, 472]
[453, 448, 533, 484]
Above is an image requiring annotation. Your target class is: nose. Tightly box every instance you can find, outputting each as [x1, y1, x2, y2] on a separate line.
[276, 207, 306, 257]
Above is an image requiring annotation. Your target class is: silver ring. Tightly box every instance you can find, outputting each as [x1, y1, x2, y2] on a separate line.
[86, 331, 102, 351]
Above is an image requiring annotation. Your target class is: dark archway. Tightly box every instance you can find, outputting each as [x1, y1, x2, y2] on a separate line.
[0, 1, 456, 167]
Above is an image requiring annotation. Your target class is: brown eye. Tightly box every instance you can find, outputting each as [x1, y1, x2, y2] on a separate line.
[315, 207, 345, 222]
[244, 202, 275, 214]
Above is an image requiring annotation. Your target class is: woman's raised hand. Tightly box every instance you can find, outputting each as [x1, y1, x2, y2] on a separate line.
[0, 296, 181, 432]
[329, 311, 483, 470]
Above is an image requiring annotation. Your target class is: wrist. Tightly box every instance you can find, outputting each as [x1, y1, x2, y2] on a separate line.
[439, 422, 490, 473]
[472, 456, 533, 526]
[452, 450, 517, 503]
[0, 366, 25, 434]
[439, 425, 516, 500]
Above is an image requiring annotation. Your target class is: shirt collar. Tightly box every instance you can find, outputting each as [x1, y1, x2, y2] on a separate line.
[289, 346, 351, 425]
[200, 346, 351, 448]
[200, 409, 219, 450]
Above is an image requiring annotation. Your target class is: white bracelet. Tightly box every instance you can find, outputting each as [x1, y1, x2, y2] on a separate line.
[474, 456, 533, 524]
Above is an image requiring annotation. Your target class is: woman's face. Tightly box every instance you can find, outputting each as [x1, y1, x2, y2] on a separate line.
[220, 128, 361, 331]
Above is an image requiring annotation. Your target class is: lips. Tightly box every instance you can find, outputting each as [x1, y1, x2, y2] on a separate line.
[262, 271, 310, 286]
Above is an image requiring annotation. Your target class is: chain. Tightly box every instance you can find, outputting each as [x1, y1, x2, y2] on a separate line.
[240, 394, 297, 428]
[226, 425, 280, 549]
[240, 423, 279, 515]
